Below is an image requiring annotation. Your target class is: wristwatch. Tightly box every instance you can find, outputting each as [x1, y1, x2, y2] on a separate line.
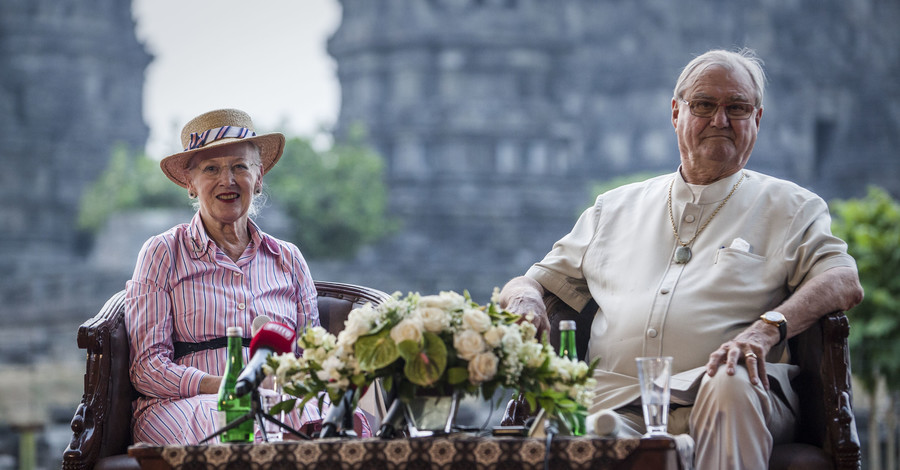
[760, 311, 787, 344]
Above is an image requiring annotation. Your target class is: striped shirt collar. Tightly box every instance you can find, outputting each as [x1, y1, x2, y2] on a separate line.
[184, 211, 282, 259]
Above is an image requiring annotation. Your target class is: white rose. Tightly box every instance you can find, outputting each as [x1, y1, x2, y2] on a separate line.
[483, 325, 505, 348]
[419, 291, 465, 310]
[336, 328, 358, 346]
[390, 317, 424, 344]
[454, 329, 486, 361]
[418, 306, 450, 333]
[468, 351, 499, 384]
[461, 308, 492, 333]
[343, 308, 373, 340]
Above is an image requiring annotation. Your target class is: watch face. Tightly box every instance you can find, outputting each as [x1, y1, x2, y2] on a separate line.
[764, 311, 785, 323]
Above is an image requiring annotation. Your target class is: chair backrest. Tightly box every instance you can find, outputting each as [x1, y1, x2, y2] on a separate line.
[63, 281, 391, 470]
[314, 281, 392, 336]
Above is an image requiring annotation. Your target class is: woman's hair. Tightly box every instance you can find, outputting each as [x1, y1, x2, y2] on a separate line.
[673, 48, 767, 107]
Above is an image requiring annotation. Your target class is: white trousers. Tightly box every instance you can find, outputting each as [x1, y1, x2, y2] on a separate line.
[615, 365, 797, 470]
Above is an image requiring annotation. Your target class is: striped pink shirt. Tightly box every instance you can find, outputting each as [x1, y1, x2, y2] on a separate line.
[126, 212, 327, 443]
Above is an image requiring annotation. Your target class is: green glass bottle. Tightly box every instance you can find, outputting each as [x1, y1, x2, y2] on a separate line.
[217, 326, 254, 443]
[559, 320, 578, 361]
[559, 320, 586, 436]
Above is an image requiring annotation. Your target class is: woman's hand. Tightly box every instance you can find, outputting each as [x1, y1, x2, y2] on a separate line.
[199, 374, 223, 395]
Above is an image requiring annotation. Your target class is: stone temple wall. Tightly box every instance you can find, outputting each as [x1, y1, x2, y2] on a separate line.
[0, 0, 150, 322]
[319, 0, 900, 301]
[0, 1, 149, 467]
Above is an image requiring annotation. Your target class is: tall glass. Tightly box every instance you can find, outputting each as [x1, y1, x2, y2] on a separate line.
[259, 379, 287, 442]
[635, 356, 672, 436]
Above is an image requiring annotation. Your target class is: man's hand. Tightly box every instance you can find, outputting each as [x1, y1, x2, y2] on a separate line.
[706, 266, 864, 389]
[498, 276, 550, 340]
[705, 320, 780, 389]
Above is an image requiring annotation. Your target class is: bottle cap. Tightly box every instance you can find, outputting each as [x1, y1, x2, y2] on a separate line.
[226, 326, 243, 337]
[559, 320, 576, 331]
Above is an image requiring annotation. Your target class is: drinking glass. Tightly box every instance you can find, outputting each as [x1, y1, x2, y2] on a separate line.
[258, 383, 287, 442]
[635, 356, 672, 436]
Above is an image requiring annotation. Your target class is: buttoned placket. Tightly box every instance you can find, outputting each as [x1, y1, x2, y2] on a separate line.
[212, 248, 252, 324]
[642, 198, 705, 356]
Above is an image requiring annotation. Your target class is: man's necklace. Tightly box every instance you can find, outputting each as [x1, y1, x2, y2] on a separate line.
[667, 172, 745, 264]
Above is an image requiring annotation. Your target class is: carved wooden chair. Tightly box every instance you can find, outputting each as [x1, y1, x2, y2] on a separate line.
[62, 281, 391, 470]
[545, 293, 861, 470]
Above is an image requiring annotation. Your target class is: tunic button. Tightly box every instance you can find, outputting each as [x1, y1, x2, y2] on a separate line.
[648, 328, 659, 338]
[660, 288, 670, 295]
[238, 302, 246, 310]
[233, 271, 241, 277]
[684, 215, 696, 223]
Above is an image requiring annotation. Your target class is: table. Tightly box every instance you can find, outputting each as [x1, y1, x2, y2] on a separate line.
[128, 435, 690, 470]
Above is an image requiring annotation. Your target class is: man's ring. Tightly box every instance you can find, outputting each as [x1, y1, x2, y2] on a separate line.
[745, 352, 758, 360]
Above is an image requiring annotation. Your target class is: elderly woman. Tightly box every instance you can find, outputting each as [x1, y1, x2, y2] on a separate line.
[126, 109, 369, 444]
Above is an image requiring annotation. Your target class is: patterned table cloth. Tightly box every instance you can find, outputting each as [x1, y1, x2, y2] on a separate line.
[130, 435, 666, 470]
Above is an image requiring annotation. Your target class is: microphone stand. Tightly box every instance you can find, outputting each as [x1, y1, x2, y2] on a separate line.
[375, 398, 407, 439]
[201, 388, 310, 444]
[318, 389, 357, 438]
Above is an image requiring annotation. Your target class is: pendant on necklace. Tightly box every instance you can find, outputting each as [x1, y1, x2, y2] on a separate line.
[674, 246, 692, 264]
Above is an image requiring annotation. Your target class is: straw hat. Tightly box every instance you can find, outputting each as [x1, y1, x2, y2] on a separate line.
[160, 108, 285, 188]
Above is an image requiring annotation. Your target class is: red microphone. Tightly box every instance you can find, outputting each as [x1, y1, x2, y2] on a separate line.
[235, 321, 295, 396]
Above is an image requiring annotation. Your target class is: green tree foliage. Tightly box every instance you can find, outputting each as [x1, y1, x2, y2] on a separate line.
[266, 137, 395, 258]
[77, 144, 187, 231]
[830, 187, 900, 393]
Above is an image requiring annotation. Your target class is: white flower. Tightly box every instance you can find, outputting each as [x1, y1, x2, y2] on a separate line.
[419, 291, 465, 310]
[461, 308, 492, 333]
[390, 317, 424, 344]
[454, 329, 486, 361]
[518, 320, 537, 340]
[417, 306, 450, 333]
[468, 351, 499, 384]
[520, 342, 545, 368]
[483, 325, 506, 348]
[490, 287, 502, 305]
[317, 355, 346, 382]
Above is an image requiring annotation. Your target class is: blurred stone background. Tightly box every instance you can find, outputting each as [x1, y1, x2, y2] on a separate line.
[0, 0, 898, 468]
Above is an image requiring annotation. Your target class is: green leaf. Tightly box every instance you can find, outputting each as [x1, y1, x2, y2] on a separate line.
[403, 332, 448, 387]
[397, 339, 422, 360]
[447, 367, 469, 385]
[269, 397, 297, 415]
[355, 328, 399, 371]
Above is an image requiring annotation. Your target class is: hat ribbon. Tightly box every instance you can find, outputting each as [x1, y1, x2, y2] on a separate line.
[186, 126, 257, 151]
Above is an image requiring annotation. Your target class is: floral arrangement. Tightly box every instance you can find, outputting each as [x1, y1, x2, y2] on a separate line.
[265, 290, 597, 430]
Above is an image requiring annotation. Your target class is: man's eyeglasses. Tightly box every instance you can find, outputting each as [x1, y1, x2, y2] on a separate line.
[680, 99, 757, 120]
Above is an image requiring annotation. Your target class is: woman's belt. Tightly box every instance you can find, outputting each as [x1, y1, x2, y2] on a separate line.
[173, 337, 251, 360]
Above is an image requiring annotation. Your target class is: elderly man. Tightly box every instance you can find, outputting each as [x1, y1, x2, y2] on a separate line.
[499, 49, 863, 469]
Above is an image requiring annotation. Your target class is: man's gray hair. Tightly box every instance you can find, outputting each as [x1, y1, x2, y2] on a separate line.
[673, 48, 767, 107]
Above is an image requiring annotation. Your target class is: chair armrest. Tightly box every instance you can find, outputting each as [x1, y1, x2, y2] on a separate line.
[820, 312, 861, 470]
[63, 290, 133, 470]
[788, 311, 861, 470]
